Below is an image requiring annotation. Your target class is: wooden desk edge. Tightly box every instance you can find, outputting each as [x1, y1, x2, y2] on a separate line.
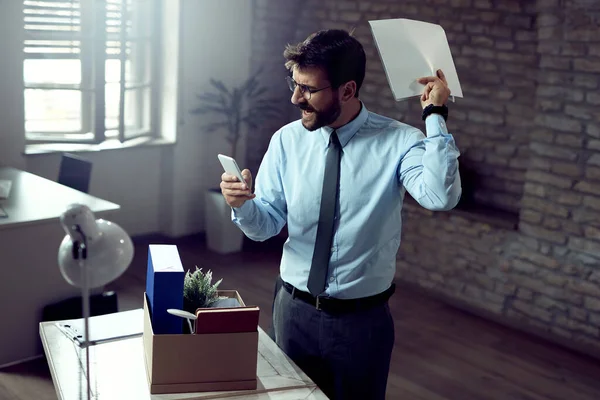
[39, 323, 65, 400]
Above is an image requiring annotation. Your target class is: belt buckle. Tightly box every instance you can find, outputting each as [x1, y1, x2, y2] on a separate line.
[315, 296, 322, 311]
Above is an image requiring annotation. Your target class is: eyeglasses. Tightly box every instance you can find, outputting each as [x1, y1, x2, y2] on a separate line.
[286, 76, 331, 100]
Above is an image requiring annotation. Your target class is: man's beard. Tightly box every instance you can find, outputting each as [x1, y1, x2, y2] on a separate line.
[298, 99, 341, 131]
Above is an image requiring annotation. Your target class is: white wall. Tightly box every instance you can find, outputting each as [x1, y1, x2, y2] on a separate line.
[0, 0, 253, 238]
[165, 0, 254, 236]
[0, 0, 26, 171]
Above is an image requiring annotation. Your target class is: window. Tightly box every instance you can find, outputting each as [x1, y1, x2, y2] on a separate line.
[23, 0, 157, 144]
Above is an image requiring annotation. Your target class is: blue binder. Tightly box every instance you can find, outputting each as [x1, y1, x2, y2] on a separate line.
[145, 245, 185, 334]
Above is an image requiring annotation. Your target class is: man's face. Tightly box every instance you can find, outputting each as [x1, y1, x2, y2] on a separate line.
[291, 67, 341, 131]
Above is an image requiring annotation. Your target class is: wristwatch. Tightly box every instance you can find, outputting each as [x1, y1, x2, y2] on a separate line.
[422, 104, 448, 122]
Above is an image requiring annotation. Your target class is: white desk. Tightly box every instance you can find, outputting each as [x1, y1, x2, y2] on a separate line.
[40, 311, 328, 400]
[0, 167, 120, 367]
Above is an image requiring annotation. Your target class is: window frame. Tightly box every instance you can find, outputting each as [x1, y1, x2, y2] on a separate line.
[23, 0, 159, 146]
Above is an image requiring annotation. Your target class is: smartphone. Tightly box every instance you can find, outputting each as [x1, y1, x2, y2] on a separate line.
[217, 154, 246, 186]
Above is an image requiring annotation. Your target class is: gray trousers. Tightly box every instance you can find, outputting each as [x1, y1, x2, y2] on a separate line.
[273, 283, 395, 399]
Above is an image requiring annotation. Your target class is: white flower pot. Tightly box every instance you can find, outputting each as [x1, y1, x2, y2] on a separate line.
[204, 189, 244, 254]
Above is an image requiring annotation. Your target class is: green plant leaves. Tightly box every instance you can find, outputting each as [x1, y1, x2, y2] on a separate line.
[183, 266, 224, 313]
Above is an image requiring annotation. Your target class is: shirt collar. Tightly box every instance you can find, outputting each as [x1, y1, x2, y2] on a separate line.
[320, 101, 368, 148]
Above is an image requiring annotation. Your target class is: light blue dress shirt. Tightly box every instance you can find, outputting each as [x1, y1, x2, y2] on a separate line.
[232, 103, 461, 299]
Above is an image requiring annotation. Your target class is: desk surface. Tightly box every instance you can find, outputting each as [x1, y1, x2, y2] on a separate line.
[40, 311, 327, 400]
[0, 167, 119, 230]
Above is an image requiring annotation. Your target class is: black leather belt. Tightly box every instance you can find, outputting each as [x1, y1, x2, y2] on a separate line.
[281, 280, 395, 313]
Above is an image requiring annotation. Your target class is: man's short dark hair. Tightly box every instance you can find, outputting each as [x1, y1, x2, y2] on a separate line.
[283, 29, 366, 98]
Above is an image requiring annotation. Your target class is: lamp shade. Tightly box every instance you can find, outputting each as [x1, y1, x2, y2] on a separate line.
[57, 203, 134, 288]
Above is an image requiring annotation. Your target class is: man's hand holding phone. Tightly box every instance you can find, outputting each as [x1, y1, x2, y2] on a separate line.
[218, 154, 255, 208]
[220, 169, 255, 208]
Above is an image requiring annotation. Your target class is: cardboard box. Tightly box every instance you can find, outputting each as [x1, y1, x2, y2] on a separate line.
[142, 291, 259, 394]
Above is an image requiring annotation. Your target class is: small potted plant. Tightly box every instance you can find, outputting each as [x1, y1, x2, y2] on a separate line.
[183, 267, 225, 314]
[181, 267, 245, 334]
[190, 70, 283, 254]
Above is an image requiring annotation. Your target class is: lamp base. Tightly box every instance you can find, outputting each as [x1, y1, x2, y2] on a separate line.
[41, 291, 118, 322]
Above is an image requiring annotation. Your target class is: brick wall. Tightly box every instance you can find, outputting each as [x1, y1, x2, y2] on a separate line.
[249, 0, 600, 356]
[246, 0, 303, 171]
[250, 0, 538, 214]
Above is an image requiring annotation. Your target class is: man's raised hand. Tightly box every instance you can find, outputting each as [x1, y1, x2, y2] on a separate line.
[417, 69, 451, 109]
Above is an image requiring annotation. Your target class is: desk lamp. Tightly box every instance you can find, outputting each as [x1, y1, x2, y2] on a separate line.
[57, 203, 134, 400]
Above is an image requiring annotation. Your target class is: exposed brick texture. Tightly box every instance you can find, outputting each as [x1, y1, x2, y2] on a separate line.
[246, 0, 306, 170]
[248, 0, 600, 355]
[250, 0, 538, 213]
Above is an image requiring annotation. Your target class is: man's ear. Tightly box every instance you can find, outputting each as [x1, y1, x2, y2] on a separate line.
[341, 81, 357, 102]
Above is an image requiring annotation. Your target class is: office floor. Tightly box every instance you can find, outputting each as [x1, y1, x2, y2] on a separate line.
[1, 233, 600, 399]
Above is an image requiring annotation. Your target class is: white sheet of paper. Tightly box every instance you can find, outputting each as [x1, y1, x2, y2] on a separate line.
[369, 18, 463, 101]
[55, 308, 143, 346]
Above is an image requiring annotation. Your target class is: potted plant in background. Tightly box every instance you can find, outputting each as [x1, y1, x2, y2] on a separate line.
[190, 71, 282, 254]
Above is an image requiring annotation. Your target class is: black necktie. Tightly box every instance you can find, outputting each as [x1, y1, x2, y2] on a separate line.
[307, 131, 341, 297]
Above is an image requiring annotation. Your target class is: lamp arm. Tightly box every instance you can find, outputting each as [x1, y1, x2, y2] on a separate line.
[72, 223, 92, 400]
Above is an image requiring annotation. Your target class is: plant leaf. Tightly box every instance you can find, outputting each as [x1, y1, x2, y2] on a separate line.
[190, 105, 228, 115]
[244, 76, 258, 95]
[195, 93, 221, 103]
[203, 122, 229, 133]
[183, 267, 225, 311]
[251, 87, 268, 98]
[210, 79, 229, 95]
[218, 92, 229, 108]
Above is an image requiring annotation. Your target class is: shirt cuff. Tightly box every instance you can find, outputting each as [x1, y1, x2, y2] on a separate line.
[424, 113, 449, 137]
[231, 198, 256, 220]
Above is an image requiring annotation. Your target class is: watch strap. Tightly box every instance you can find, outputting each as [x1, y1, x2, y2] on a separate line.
[422, 104, 448, 121]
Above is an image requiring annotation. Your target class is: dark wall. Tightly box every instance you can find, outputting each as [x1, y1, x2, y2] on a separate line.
[248, 0, 600, 357]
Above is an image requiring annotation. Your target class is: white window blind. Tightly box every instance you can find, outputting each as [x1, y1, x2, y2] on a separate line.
[24, 0, 81, 59]
[23, 0, 156, 144]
